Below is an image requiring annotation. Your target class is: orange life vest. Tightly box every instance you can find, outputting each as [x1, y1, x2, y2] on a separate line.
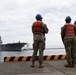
[33, 21, 42, 34]
[65, 24, 75, 36]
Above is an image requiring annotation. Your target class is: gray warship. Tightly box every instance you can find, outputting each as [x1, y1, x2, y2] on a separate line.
[0, 36, 27, 51]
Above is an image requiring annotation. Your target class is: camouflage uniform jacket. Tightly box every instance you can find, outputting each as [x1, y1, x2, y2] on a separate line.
[61, 24, 76, 43]
[32, 21, 49, 40]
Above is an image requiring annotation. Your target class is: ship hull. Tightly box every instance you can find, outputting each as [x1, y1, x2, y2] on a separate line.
[2, 42, 27, 51]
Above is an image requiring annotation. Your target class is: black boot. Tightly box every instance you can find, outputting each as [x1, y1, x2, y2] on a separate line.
[31, 62, 35, 67]
[75, 62, 76, 64]
[64, 64, 73, 68]
[39, 63, 44, 68]
[72, 61, 75, 67]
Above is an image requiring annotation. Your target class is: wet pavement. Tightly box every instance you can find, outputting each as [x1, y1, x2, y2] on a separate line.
[0, 60, 76, 75]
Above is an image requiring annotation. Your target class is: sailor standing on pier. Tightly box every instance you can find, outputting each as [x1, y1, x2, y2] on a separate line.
[74, 20, 76, 64]
[61, 16, 76, 68]
[31, 14, 49, 68]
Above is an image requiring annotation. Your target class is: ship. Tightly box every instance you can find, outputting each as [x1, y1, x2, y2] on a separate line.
[0, 36, 27, 51]
[1, 42, 27, 51]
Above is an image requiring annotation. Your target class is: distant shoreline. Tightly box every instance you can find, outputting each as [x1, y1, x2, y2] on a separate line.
[27, 48, 65, 50]
[46, 48, 64, 49]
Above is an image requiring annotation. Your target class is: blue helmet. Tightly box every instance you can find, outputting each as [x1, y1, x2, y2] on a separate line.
[74, 20, 76, 24]
[65, 16, 71, 21]
[35, 14, 43, 20]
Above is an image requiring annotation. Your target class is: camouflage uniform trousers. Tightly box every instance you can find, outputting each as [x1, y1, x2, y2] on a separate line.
[75, 36, 76, 61]
[64, 36, 75, 64]
[32, 34, 45, 64]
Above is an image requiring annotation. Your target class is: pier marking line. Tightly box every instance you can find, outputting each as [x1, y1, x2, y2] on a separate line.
[4, 54, 66, 62]
[46, 55, 52, 60]
[22, 56, 28, 61]
[5, 56, 11, 62]
[14, 56, 20, 62]
[54, 55, 59, 60]
[61, 54, 66, 59]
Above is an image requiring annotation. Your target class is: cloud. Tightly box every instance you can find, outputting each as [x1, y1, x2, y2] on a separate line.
[0, 0, 76, 48]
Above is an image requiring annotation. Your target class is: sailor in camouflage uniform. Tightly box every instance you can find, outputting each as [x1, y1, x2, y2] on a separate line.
[61, 16, 76, 68]
[74, 20, 76, 64]
[31, 14, 49, 68]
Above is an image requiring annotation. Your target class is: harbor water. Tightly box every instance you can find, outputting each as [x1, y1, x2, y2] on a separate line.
[0, 48, 66, 62]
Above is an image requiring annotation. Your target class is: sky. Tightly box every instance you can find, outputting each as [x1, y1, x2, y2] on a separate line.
[0, 0, 76, 48]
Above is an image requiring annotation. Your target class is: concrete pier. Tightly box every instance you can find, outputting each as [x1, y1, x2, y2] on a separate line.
[0, 60, 76, 75]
